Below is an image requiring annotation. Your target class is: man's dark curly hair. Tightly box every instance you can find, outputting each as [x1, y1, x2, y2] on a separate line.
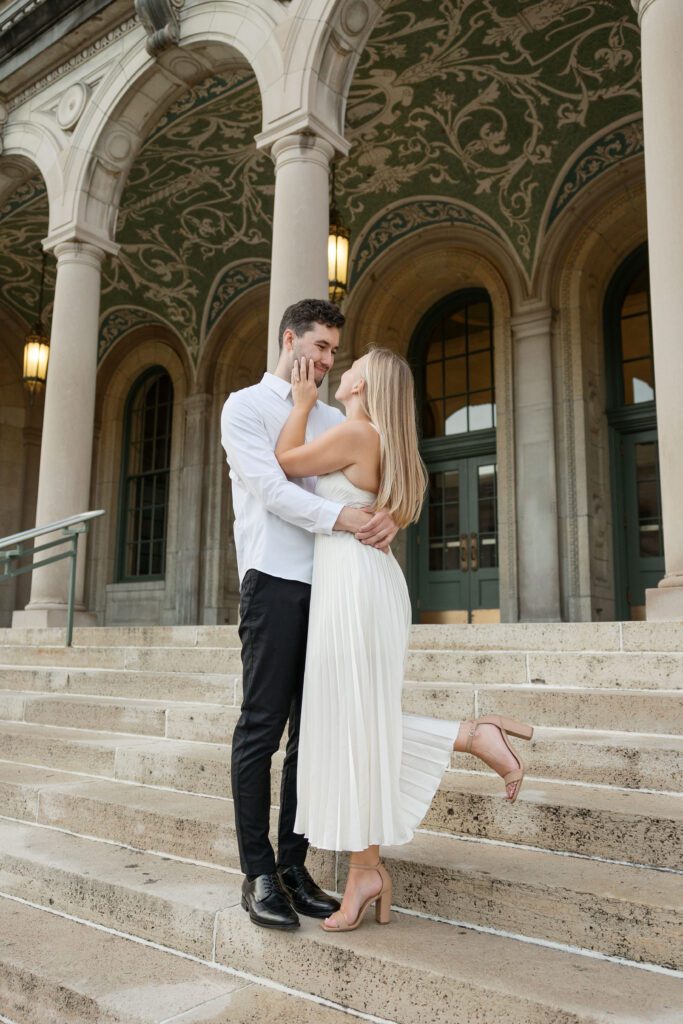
[278, 299, 345, 350]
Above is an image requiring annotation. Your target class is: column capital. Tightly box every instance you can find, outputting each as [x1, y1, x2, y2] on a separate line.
[49, 241, 109, 270]
[268, 132, 336, 172]
[43, 224, 119, 259]
[183, 391, 211, 416]
[256, 116, 349, 159]
[510, 304, 556, 341]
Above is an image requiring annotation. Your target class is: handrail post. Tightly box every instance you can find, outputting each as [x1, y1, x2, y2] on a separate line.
[64, 524, 88, 648]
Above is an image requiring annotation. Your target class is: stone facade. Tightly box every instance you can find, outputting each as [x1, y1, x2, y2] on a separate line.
[0, 0, 679, 626]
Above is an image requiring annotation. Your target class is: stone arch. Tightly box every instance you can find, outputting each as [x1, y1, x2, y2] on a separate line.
[59, 0, 285, 245]
[543, 170, 648, 621]
[285, 0, 390, 145]
[89, 324, 191, 624]
[338, 225, 520, 621]
[0, 120, 64, 224]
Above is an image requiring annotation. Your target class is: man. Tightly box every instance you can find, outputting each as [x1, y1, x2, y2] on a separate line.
[221, 299, 399, 930]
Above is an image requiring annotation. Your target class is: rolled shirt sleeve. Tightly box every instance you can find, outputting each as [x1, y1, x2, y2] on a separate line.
[221, 393, 343, 535]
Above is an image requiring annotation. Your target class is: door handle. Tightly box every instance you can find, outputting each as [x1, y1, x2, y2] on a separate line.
[459, 535, 469, 572]
[470, 533, 478, 571]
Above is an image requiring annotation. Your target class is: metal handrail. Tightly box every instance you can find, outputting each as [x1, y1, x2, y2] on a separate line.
[0, 509, 105, 646]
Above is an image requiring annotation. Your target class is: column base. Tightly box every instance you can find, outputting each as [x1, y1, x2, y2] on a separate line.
[12, 607, 98, 630]
[645, 586, 683, 622]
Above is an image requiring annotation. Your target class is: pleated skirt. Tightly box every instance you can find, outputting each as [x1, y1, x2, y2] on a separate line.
[294, 531, 460, 852]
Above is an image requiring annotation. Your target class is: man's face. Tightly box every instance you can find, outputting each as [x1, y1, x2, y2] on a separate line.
[285, 322, 340, 388]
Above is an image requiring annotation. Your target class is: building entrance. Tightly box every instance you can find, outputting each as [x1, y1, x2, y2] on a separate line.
[408, 290, 499, 623]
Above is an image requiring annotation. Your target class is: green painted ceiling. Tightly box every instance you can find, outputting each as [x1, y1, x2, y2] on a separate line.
[0, 0, 643, 365]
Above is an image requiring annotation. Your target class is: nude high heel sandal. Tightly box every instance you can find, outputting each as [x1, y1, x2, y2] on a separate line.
[463, 714, 534, 804]
[321, 860, 393, 932]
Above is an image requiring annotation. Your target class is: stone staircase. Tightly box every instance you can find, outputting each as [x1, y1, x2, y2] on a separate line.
[0, 622, 681, 1023]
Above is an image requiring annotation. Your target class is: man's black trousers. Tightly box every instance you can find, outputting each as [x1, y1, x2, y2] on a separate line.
[231, 568, 311, 876]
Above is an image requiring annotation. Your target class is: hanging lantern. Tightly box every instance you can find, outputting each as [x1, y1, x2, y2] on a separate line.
[328, 163, 350, 303]
[23, 250, 49, 398]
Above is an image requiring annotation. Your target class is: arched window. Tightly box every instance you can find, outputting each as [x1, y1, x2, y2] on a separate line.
[612, 257, 655, 407]
[117, 368, 173, 580]
[604, 246, 663, 617]
[420, 290, 496, 439]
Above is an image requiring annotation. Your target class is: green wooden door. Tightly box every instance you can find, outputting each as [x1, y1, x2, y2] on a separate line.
[619, 430, 664, 616]
[416, 455, 499, 622]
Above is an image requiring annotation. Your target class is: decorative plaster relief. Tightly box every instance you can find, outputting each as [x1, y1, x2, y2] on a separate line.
[56, 82, 90, 131]
[340, 1, 370, 37]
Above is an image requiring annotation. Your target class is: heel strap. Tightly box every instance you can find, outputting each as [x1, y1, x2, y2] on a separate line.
[349, 859, 382, 871]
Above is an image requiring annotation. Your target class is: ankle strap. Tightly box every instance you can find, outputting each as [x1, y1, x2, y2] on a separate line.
[349, 859, 381, 870]
[465, 720, 478, 755]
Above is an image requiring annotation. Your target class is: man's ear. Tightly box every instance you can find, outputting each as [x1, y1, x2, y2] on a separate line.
[282, 328, 295, 353]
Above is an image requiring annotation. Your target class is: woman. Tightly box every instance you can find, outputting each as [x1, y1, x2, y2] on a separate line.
[275, 347, 533, 933]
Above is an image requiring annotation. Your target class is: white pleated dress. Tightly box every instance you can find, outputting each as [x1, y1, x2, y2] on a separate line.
[294, 466, 461, 852]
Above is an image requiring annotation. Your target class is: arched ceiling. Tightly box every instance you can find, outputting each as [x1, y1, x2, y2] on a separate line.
[0, 1, 643, 364]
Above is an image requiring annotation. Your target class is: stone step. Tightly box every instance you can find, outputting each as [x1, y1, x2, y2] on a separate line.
[378, 831, 682, 971]
[0, 721, 239, 798]
[0, 762, 677, 968]
[0, 645, 244, 674]
[0, 821, 680, 1024]
[402, 681, 683, 733]
[426, 772, 683, 869]
[0, 896, 352, 1024]
[3, 643, 683, 690]
[0, 722, 680, 867]
[404, 650, 683, 688]
[0, 665, 239, 702]
[1, 691, 681, 791]
[1, 667, 679, 739]
[0, 689, 241, 741]
[215, 901, 683, 1024]
[2, 620, 681, 652]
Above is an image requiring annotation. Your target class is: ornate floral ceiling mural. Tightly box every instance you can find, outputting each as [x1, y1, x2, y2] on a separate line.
[0, 0, 643, 366]
[341, 0, 642, 277]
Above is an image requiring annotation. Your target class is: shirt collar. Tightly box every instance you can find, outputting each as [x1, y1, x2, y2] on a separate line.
[261, 372, 292, 400]
[261, 371, 320, 407]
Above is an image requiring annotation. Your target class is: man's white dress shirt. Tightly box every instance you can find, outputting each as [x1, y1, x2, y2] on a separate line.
[221, 372, 346, 585]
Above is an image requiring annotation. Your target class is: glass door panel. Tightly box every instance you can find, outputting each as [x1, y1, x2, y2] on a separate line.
[621, 431, 664, 617]
[417, 456, 499, 623]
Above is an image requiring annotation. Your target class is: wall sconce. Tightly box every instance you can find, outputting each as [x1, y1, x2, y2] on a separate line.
[328, 162, 350, 304]
[23, 249, 49, 399]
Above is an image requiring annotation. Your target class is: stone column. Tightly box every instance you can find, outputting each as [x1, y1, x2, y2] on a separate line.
[632, 0, 683, 619]
[511, 306, 561, 621]
[266, 133, 335, 400]
[176, 391, 210, 625]
[13, 241, 106, 628]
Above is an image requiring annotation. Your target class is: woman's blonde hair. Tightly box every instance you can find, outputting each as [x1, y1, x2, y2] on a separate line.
[357, 346, 428, 529]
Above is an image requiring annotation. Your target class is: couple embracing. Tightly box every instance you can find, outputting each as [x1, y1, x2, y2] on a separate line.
[221, 298, 533, 934]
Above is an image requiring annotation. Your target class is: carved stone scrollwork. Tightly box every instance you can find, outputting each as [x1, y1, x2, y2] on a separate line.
[134, 0, 185, 57]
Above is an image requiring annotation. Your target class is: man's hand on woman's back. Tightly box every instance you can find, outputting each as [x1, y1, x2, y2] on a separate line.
[333, 507, 399, 553]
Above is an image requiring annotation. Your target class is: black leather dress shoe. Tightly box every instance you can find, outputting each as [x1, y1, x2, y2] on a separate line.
[241, 873, 300, 929]
[277, 864, 341, 919]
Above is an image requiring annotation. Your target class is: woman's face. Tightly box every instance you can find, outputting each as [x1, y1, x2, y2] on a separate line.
[335, 354, 369, 403]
